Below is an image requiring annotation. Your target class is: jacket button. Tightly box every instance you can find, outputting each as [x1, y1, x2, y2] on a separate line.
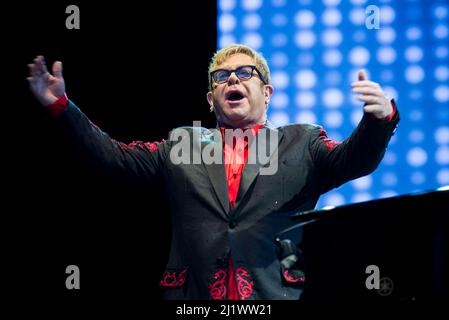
[229, 220, 236, 229]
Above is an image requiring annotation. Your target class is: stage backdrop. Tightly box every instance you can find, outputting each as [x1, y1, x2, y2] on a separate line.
[217, 0, 449, 208]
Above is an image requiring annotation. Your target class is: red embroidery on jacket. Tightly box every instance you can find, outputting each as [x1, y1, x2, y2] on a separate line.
[235, 267, 254, 300]
[209, 269, 227, 300]
[319, 128, 340, 151]
[283, 269, 305, 283]
[159, 269, 187, 287]
[119, 140, 162, 152]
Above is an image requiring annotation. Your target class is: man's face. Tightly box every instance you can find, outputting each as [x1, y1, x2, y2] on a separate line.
[207, 53, 273, 128]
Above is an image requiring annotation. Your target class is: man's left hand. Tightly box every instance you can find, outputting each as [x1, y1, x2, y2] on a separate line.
[351, 69, 393, 119]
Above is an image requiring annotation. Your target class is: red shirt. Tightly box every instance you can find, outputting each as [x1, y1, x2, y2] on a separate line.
[219, 124, 264, 300]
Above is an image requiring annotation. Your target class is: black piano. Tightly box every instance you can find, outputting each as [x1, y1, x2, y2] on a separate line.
[282, 188, 449, 304]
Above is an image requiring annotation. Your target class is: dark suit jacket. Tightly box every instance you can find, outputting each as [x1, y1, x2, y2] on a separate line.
[55, 101, 399, 300]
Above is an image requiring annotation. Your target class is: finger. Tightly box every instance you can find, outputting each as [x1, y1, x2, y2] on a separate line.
[363, 104, 384, 114]
[358, 69, 367, 81]
[352, 87, 383, 96]
[357, 95, 382, 104]
[52, 61, 63, 79]
[351, 80, 380, 88]
[34, 55, 48, 75]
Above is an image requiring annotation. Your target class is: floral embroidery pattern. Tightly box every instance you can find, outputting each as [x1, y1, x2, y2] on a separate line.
[235, 267, 254, 300]
[117, 140, 162, 152]
[319, 128, 341, 151]
[283, 269, 305, 283]
[209, 269, 227, 300]
[159, 269, 187, 287]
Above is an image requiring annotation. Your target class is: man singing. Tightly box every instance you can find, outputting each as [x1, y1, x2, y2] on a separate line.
[28, 44, 399, 300]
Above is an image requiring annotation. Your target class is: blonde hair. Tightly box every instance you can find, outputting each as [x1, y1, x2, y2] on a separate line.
[208, 44, 271, 91]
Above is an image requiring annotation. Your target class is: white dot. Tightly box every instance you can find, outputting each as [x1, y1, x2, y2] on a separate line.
[324, 111, 343, 128]
[243, 14, 262, 30]
[380, 6, 396, 24]
[271, 92, 289, 109]
[435, 66, 449, 81]
[407, 147, 428, 167]
[377, 46, 396, 64]
[219, 34, 237, 48]
[406, 27, 422, 41]
[435, 127, 449, 144]
[321, 9, 342, 27]
[295, 70, 317, 89]
[295, 30, 316, 49]
[350, 0, 367, 4]
[436, 146, 449, 165]
[242, 0, 262, 11]
[297, 53, 314, 66]
[437, 168, 449, 185]
[353, 31, 366, 42]
[409, 109, 423, 122]
[434, 85, 449, 103]
[325, 71, 342, 86]
[349, 46, 370, 66]
[376, 27, 396, 44]
[295, 111, 317, 124]
[270, 112, 289, 127]
[271, 0, 286, 7]
[351, 109, 363, 127]
[409, 129, 424, 143]
[405, 46, 423, 63]
[219, 14, 237, 32]
[379, 190, 398, 199]
[434, 24, 449, 39]
[411, 171, 426, 185]
[322, 88, 344, 108]
[323, 50, 343, 67]
[435, 46, 449, 59]
[434, 5, 448, 19]
[241, 32, 263, 49]
[405, 65, 425, 84]
[323, 0, 341, 6]
[351, 175, 372, 190]
[271, 33, 288, 47]
[271, 52, 288, 67]
[349, 8, 366, 26]
[409, 89, 422, 100]
[382, 172, 397, 186]
[272, 13, 288, 27]
[380, 70, 394, 82]
[294, 10, 316, 28]
[219, 0, 236, 12]
[323, 192, 345, 207]
[352, 192, 373, 203]
[383, 151, 397, 165]
[271, 71, 289, 90]
[295, 91, 316, 108]
[321, 29, 343, 47]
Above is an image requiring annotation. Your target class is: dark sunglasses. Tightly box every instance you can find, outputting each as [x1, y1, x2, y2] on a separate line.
[210, 65, 267, 85]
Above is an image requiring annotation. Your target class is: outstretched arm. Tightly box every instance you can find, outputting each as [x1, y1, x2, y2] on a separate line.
[27, 56, 170, 184]
[310, 69, 399, 194]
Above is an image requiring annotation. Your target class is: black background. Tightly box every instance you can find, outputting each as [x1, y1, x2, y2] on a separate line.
[3, 1, 447, 317]
[4, 0, 217, 313]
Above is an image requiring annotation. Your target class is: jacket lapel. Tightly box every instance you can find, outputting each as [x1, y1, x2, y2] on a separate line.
[200, 128, 230, 214]
[233, 122, 283, 212]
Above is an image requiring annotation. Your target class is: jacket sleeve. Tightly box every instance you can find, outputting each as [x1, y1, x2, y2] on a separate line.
[309, 109, 400, 195]
[53, 100, 171, 184]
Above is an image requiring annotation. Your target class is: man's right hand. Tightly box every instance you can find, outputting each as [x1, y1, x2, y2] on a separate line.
[27, 56, 65, 106]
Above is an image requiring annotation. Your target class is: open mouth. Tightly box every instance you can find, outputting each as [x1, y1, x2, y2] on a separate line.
[226, 91, 246, 104]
